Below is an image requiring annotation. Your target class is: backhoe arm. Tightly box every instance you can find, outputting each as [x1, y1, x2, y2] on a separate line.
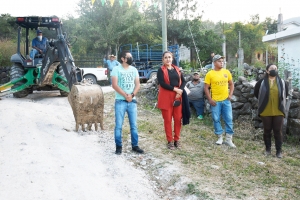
[39, 33, 80, 91]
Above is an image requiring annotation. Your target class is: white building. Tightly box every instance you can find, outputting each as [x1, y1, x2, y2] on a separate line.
[179, 44, 190, 62]
[262, 14, 300, 83]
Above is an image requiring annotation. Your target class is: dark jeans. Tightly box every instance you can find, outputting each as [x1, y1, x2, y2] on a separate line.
[189, 98, 204, 116]
[261, 116, 284, 152]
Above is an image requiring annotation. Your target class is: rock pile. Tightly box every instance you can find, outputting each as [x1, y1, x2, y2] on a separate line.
[0, 66, 10, 84]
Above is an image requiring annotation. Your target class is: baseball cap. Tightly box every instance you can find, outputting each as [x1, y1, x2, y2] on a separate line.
[212, 54, 225, 62]
[36, 29, 42, 34]
[193, 72, 199, 75]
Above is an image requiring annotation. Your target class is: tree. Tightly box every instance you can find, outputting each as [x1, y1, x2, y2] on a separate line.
[0, 14, 17, 40]
[262, 17, 277, 35]
[225, 21, 266, 64]
[63, 0, 160, 57]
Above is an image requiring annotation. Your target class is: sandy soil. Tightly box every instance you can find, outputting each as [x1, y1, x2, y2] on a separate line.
[0, 87, 160, 200]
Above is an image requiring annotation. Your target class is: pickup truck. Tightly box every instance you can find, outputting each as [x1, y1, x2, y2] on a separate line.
[82, 67, 108, 84]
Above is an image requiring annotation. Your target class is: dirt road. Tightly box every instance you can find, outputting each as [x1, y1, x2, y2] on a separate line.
[0, 87, 159, 200]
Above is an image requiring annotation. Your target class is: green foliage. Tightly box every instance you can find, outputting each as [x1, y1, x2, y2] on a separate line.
[0, 2, 279, 72]
[262, 17, 278, 35]
[278, 61, 300, 88]
[179, 60, 198, 71]
[0, 39, 16, 66]
[226, 65, 239, 82]
[176, 20, 223, 63]
[0, 14, 17, 40]
[225, 21, 266, 64]
[253, 60, 265, 69]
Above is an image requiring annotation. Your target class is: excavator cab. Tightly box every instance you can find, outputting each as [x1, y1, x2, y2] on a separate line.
[0, 16, 104, 132]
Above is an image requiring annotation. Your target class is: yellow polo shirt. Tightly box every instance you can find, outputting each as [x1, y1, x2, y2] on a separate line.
[204, 69, 232, 101]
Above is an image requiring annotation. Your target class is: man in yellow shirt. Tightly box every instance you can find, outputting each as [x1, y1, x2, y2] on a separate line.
[204, 55, 236, 148]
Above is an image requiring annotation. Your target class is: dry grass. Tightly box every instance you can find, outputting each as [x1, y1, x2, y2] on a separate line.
[104, 91, 300, 199]
[0, 39, 16, 66]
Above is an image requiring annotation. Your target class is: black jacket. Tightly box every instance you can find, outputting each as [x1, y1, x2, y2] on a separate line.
[182, 89, 191, 125]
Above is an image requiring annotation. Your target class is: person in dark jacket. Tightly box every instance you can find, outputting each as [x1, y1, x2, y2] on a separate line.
[254, 64, 288, 158]
[202, 52, 215, 69]
[157, 51, 186, 150]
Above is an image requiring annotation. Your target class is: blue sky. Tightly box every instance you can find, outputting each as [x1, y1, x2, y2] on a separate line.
[0, 0, 299, 23]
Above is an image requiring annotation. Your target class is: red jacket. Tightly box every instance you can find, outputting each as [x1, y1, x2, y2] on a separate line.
[157, 64, 182, 110]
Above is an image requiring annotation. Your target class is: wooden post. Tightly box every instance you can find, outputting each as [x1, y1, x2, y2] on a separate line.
[282, 70, 293, 140]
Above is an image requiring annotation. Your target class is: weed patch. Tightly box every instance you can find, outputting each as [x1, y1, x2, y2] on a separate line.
[104, 91, 300, 199]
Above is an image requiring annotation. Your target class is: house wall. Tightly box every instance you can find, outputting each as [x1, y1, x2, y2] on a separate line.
[277, 36, 300, 67]
[179, 44, 190, 62]
[277, 36, 300, 87]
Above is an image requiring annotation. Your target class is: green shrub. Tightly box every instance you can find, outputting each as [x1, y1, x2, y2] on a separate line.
[0, 39, 16, 66]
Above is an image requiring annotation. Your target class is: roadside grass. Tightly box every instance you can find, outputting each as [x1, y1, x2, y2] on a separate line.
[136, 96, 300, 199]
[104, 92, 300, 199]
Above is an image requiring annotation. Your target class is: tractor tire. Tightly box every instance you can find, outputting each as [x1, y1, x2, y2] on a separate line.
[58, 66, 69, 97]
[10, 63, 29, 98]
[83, 74, 97, 85]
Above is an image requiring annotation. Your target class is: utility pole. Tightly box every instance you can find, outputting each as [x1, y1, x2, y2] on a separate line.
[265, 49, 268, 66]
[222, 22, 226, 69]
[162, 0, 167, 51]
[237, 31, 244, 77]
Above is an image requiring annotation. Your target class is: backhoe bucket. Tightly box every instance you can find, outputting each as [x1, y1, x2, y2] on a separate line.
[68, 83, 104, 132]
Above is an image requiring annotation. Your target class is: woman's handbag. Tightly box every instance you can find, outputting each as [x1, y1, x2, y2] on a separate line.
[173, 99, 181, 107]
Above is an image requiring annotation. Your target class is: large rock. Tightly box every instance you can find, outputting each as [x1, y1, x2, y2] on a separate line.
[238, 76, 247, 82]
[287, 118, 300, 138]
[254, 120, 263, 128]
[242, 92, 254, 98]
[232, 109, 240, 121]
[233, 90, 242, 96]
[231, 95, 239, 102]
[235, 84, 243, 91]
[249, 97, 258, 108]
[292, 91, 300, 99]
[239, 96, 249, 103]
[239, 102, 252, 115]
[290, 99, 300, 109]
[232, 102, 244, 109]
[242, 81, 252, 87]
[234, 81, 242, 87]
[251, 109, 260, 120]
[241, 86, 251, 93]
[288, 107, 300, 119]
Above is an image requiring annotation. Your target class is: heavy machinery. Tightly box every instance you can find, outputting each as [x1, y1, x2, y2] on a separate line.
[119, 43, 180, 81]
[0, 16, 104, 131]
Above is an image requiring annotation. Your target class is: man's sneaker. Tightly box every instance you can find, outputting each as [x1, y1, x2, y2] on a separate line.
[215, 134, 223, 145]
[174, 141, 181, 149]
[224, 134, 236, 148]
[132, 146, 144, 154]
[197, 115, 203, 120]
[115, 146, 122, 155]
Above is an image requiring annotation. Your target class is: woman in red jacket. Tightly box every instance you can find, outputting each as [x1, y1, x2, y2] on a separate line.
[157, 51, 186, 149]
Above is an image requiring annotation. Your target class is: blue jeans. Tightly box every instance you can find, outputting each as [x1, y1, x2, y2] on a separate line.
[189, 98, 204, 116]
[114, 99, 139, 147]
[210, 99, 234, 135]
[30, 49, 39, 59]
